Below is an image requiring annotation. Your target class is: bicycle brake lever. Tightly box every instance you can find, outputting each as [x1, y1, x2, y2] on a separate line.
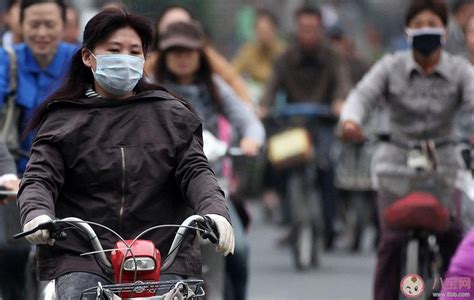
[50, 230, 67, 241]
[13, 221, 54, 239]
[199, 216, 219, 244]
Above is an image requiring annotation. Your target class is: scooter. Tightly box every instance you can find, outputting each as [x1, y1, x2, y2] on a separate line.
[14, 215, 220, 299]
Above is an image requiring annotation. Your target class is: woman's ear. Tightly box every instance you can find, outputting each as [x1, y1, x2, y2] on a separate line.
[81, 48, 93, 69]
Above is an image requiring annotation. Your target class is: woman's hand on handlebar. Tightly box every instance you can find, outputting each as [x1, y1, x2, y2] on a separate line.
[340, 120, 365, 142]
[23, 214, 55, 246]
[205, 214, 235, 256]
[240, 138, 261, 156]
[0, 176, 20, 205]
[4, 178, 20, 192]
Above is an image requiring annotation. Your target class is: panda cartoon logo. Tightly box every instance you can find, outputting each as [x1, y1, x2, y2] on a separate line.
[400, 274, 425, 298]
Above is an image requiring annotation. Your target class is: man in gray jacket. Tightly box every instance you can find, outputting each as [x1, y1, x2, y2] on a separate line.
[340, 1, 474, 299]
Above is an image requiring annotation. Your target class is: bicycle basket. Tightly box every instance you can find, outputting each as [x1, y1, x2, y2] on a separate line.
[267, 127, 313, 170]
[81, 279, 204, 299]
[383, 192, 449, 233]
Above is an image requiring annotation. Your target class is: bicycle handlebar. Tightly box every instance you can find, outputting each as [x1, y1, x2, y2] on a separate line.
[14, 215, 219, 272]
[0, 190, 17, 196]
[161, 215, 218, 272]
[375, 134, 467, 149]
[226, 147, 246, 157]
[0, 186, 17, 200]
[269, 103, 335, 119]
[14, 217, 112, 268]
[13, 221, 53, 240]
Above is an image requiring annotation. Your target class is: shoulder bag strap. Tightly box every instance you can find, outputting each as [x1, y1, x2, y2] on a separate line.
[1, 47, 18, 139]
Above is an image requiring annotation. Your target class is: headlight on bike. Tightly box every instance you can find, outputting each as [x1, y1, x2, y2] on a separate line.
[123, 257, 155, 271]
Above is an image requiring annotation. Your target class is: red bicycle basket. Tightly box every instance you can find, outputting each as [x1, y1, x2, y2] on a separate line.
[383, 192, 449, 232]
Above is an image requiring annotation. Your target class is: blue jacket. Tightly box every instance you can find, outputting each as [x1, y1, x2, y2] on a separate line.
[0, 42, 78, 173]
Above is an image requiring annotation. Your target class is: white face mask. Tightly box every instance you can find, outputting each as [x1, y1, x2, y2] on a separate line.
[90, 52, 145, 96]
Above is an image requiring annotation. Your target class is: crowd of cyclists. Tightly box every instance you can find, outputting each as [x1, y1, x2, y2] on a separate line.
[1, 0, 474, 299]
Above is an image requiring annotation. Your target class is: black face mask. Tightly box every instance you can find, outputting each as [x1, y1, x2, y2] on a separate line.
[408, 29, 444, 57]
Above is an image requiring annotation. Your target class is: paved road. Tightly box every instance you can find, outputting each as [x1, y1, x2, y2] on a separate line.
[246, 204, 377, 300]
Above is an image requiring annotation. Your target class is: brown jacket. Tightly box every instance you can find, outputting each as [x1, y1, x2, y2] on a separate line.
[261, 44, 351, 107]
[17, 90, 229, 280]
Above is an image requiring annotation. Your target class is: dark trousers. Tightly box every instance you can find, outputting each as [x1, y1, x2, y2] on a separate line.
[373, 196, 463, 300]
[225, 201, 249, 300]
[317, 165, 336, 236]
[0, 245, 31, 299]
[263, 161, 290, 224]
[313, 124, 337, 239]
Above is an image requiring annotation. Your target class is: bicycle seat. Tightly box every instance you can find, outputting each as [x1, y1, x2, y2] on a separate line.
[383, 192, 449, 233]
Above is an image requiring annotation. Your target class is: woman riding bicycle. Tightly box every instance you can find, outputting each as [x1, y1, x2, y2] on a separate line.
[340, 0, 474, 299]
[152, 21, 264, 300]
[153, 21, 264, 162]
[16, 9, 234, 299]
